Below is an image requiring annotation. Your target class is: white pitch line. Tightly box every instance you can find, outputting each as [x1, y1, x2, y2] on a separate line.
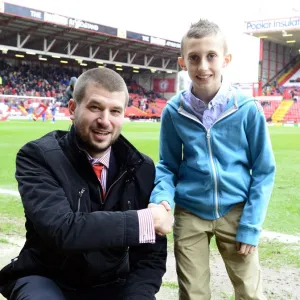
[0, 188, 20, 196]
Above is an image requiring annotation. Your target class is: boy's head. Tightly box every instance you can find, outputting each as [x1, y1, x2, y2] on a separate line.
[178, 19, 232, 101]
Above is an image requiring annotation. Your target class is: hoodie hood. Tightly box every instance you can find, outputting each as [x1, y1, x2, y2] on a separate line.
[167, 86, 257, 113]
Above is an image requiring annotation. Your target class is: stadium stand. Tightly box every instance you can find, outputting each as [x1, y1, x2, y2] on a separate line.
[0, 61, 167, 120]
[0, 3, 300, 124]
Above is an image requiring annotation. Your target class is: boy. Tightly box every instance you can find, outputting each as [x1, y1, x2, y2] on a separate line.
[150, 19, 276, 300]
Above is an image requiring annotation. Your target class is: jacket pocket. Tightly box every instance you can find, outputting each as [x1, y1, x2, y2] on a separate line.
[85, 248, 129, 275]
[0, 249, 41, 284]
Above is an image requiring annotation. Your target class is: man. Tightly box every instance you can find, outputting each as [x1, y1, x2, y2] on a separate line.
[61, 76, 77, 107]
[0, 68, 173, 300]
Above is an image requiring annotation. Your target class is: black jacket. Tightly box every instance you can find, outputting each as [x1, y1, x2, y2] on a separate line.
[0, 126, 167, 299]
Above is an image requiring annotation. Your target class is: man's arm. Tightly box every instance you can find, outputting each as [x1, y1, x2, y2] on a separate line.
[236, 101, 276, 246]
[121, 158, 168, 300]
[122, 235, 167, 300]
[16, 142, 171, 252]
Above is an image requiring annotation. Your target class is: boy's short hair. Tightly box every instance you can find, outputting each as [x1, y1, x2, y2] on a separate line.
[73, 68, 129, 107]
[181, 19, 228, 56]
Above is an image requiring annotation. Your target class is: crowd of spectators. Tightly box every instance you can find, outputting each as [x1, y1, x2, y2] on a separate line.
[262, 79, 300, 99]
[0, 61, 79, 101]
[0, 62, 166, 108]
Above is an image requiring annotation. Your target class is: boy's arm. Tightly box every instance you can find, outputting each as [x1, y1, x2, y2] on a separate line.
[236, 102, 276, 246]
[150, 106, 182, 208]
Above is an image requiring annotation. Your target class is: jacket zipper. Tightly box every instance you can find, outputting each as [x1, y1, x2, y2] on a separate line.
[77, 188, 86, 212]
[101, 170, 128, 206]
[98, 185, 104, 207]
[178, 104, 237, 219]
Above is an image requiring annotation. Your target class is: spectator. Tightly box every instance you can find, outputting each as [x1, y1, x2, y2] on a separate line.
[61, 77, 77, 107]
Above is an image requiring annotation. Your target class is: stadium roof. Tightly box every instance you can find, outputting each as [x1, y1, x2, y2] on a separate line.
[0, 2, 181, 73]
[244, 16, 300, 50]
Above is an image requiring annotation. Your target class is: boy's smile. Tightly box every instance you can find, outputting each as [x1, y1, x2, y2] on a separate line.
[178, 35, 232, 103]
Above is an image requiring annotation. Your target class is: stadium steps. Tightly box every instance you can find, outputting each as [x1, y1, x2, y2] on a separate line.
[277, 61, 300, 86]
[271, 100, 294, 122]
[125, 106, 148, 117]
[283, 101, 300, 123]
[259, 100, 280, 120]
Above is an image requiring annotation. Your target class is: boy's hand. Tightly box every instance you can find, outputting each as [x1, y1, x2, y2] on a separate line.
[236, 242, 256, 255]
[147, 201, 171, 211]
[148, 203, 174, 235]
[160, 201, 172, 211]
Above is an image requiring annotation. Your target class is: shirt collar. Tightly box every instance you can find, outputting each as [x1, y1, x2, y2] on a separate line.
[188, 78, 232, 109]
[85, 147, 111, 169]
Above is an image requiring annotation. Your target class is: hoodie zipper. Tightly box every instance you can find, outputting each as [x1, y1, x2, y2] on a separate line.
[206, 130, 219, 218]
[77, 188, 86, 212]
[178, 103, 237, 219]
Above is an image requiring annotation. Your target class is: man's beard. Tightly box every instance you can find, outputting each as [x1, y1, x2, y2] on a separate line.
[75, 121, 120, 156]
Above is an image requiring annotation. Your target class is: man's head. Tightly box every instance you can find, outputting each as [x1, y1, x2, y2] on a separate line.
[178, 19, 232, 100]
[69, 68, 129, 158]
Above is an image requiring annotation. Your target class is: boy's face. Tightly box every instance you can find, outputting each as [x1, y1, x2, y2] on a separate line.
[178, 35, 232, 98]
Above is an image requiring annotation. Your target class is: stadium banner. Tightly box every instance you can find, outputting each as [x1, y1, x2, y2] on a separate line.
[150, 36, 166, 46]
[4, 3, 44, 21]
[68, 18, 117, 35]
[3, 3, 117, 36]
[117, 28, 127, 39]
[245, 17, 300, 33]
[126, 31, 151, 43]
[153, 78, 175, 93]
[126, 31, 180, 49]
[166, 40, 181, 49]
[44, 12, 68, 26]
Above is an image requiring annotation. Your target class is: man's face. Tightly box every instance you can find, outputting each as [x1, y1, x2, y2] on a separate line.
[178, 35, 231, 99]
[69, 83, 126, 158]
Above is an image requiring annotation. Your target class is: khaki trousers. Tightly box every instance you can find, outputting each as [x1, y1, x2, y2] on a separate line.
[174, 203, 265, 300]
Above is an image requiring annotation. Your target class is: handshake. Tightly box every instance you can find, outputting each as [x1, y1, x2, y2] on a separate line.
[148, 201, 174, 236]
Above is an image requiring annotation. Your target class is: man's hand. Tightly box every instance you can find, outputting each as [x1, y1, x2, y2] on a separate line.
[148, 203, 174, 235]
[160, 201, 172, 211]
[236, 242, 256, 255]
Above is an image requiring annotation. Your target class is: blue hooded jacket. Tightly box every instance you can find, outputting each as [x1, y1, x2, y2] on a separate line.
[150, 88, 276, 246]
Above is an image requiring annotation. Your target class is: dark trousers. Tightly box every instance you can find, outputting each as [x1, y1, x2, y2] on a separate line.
[2, 275, 124, 300]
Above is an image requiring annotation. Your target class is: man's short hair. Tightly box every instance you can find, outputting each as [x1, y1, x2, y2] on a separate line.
[73, 68, 129, 107]
[181, 19, 228, 56]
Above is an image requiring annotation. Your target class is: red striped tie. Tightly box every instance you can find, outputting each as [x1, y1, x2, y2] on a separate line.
[92, 164, 105, 198]
[92, 164, 104, 180]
